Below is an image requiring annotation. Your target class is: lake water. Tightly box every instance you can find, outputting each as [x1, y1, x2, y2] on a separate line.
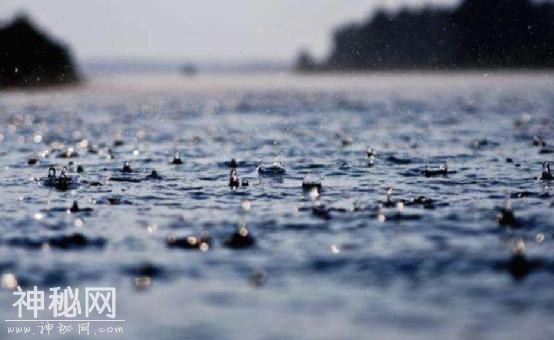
[0, 73, 553, 339]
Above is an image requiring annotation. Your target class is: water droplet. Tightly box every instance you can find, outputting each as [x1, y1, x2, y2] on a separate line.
[512, 238, 526, 255]
[309, 187, 320, 202]
[1, 273, 18, 289]
[147, 224, 158, 233]
[239, 226, 249, 237]
[241, 199, 252, 213]
[134, 276, 152, 290]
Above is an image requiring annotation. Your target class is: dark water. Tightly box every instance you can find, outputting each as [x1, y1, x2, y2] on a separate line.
[0, 73, 553, 339]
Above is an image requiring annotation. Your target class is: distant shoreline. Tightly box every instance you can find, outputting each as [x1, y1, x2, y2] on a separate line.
[297, 0, 554, 72]
[294, 68, 554, 76]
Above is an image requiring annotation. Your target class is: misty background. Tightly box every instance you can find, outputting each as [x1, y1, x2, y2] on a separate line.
[0, 0, 457, 72]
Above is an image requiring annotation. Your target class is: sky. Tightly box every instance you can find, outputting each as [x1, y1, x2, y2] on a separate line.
[0, 0, 457, 62]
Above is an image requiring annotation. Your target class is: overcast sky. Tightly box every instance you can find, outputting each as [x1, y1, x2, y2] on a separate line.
[0, 0, 457, 62]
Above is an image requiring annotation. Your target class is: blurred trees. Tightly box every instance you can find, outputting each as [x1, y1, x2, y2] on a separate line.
[297, 0, 554, 71]
[0, 15, 79, 88]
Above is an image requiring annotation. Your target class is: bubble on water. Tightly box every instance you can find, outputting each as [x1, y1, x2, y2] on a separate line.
[377, 213, 386, 223]
[309, 187, 320, 202]
[512, 238, 526, 255]
[147, 224, 158, 233]
[78, 139, 89, 148]
[519, 113, 532, 124]
[1, 273, 18, 289]
[33, 134, 42, 143]
[536, 233, 545, 244]
[239, 226, 249, 237]
[241, 199, 252, 213]
[134, 276, 152, 290]
[74, 218, 84, 228]
[330, 244, 340, 254]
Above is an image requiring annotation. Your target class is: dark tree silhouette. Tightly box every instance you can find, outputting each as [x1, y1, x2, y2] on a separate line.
[297, 0, 554, 71]
[0, 14, 80, 88]
[295, 49, 319, 72]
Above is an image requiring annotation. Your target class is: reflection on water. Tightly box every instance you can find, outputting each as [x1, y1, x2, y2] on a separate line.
[0, 73, 554, 339]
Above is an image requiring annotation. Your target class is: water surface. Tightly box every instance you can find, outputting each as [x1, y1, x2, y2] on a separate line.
[1, 73, 553, 339]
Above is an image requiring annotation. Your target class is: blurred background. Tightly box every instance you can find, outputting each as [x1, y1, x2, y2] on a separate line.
[5, 0, 551, 80]
[1, 0, 374, 76]
[0, 1, 456, 73]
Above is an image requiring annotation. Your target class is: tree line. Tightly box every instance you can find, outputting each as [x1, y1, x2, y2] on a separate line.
[297, 0, 554, 71]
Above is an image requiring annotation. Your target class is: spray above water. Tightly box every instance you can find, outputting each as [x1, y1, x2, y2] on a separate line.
[497, 193, 516, 227]
[302, 174, 322, 192]
[257, 160, 285, 176]
[171, 150, 183, 165]
[122, 161, 133, 173]
[367, 148, 376, 166]
[540, 161, 553, 180]
[40, 165, 79, 191]
[422, 162, 449, 177]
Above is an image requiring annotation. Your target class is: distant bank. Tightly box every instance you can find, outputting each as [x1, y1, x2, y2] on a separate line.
[296, 0, 554, 72]
[0, 15, 80, 89]
[82, 59, 288, 75]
